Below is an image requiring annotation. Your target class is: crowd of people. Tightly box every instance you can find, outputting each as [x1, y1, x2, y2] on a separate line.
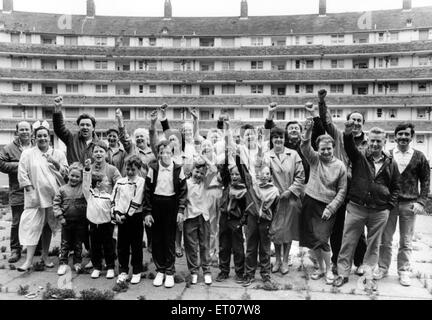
[0, 89, 430, 291]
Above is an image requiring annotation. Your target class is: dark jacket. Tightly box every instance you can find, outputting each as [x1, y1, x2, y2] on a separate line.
[389, 148, 430, 206]
[0, 138, 30, 206]
[53, 111, 99, 165]
[52, 184, 87, 223]
[106, 143, 127, 175]
[343, 132, 401, 211]
[143, 161, 188, 216]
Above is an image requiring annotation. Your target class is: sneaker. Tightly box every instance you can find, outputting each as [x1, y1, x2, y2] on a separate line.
[204, 273, 212, 285]
[153, 272, 165, 287]
[57, 264, 68, 276]
[91, 269, 101, 279]
[216, 272, 229, 282]
[399, 272, 411, 287]
[326, 270, 335, 285]
[191, 273, 198, 285]
[106, 269, 115, 279]
[73, 263, 82, 273]
[287, 255, 293, 267]
[355, 265, 365, 276]
[242, 275, 255, 287]
[233, 274, 244, 284]
[116, 272, 129, 283]
[165, 275, 175, 288]
[373, 268, 388, 280]
[85, 261, 93, 269]
[131, 273, 141, 284]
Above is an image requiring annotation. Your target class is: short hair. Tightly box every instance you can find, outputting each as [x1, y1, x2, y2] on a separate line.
[133, 128, 149, 138]
[125, 155, 143, 169]
[369, 127, 386, 138]
[16, 121, 32, 132]
[93, 141, 108, 152]
[156, 140, 174, 154]
[394, 122, 415, 136]
[69, 162, 83, 175]
[240, 124, 256, 137]
[270, 127, 285, 140]
[34, 126, 50, 137]
[315, 134, 335, 148]
[91, 172, 105, 188]
[76, 113, 96, 128]
[106, 128, 119, 136]
[192, 160, 207, 171]
[346, 111, 366, 124]
[285, 121, 303, 133]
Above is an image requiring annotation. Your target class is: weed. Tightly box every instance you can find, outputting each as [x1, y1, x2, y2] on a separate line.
[17, 285, 30, 296]
[42, 283, 76, 300]
[112, 281, 129, 293]
[148, 272, 155, 280]
[283, 284, 293, 290]
[241, 292, 251, 300]
[79, 288, 114, 300]
[137, 295, 146, 300]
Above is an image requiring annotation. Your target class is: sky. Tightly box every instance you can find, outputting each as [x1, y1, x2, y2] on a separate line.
[1, 0, 432, 17]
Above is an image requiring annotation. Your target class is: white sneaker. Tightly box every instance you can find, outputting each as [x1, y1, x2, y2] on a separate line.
[131, 273, 141, 284]
[191, 274, 198, 285]
[106, 269, 115, 279]
[91, 269, 101, 279]
[57, 264, 68, 276]
[204, 273, 212, 285]
[116, 272, 129, 284]
[399, 272, 411, 287]
[85, 261, 93, 269]
[153, 272, 165, 287]
[165, 275, 175, 288]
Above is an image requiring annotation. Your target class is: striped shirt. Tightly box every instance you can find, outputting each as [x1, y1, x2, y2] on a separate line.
[82, 169, 112, 224]
[111, 176, 145, 216]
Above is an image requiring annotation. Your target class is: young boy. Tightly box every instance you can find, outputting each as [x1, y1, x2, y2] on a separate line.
[91, 141, 122, 194]
[143, 140, 187, 288]
[53, 162, 87, 275]
[111, 156, 147, 285]
[183, 158, 218, 285]
[83, 159, 116, 279]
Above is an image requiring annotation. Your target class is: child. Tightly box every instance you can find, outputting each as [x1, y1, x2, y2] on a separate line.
[82, 159, 116, 279]
[143, 140, 187, 288]
[91, 141, 122, 194]
[111, 156, 147, 285]
[53, 162, 87, 275]
[183, 158, 218, 285]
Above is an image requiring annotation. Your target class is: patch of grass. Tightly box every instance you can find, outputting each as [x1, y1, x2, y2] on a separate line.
[137, 295, 146, 300]
[79, 288, 114, 300]
[42, 283, 76, 300]
[241, 292, 251, 300]
[148, 272, 155, 280]
[330, 286, 341, 294]
[283, 283, 293, 290]
[17, 285, 30, 296]
[0, 246, 6, 253]
[33, 261, 45, 272]
[112, 281, 129, 293]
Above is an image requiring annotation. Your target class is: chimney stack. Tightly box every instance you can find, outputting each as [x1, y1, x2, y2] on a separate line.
[402, 0, 412, 10]
[2, 0, 13, 13]
[164, 0, 172, 19]
[240, 0, 248, 19]
[319, 0, 326, 16]
[87, 0, 96, 18]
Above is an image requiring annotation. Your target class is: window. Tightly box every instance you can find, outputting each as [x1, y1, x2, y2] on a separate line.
[200, 63, 214, 71]
[418, 83, 427, 92]
[306, 36, 314, 45]
[295, 85, 300, 93]
[305, 85, 313, 94]
[417, 108, 426, 119]
[95, 37, 107, 46]
[199, 110, 211, 120]
[331, 59, 344, 68]
[139, 85, 144, 94]
[419, 29, 429, 41]
[11, 33, 20, 43]
[173, 85, 181, 94]
[377, 84, 384, 93]
[64, 60, 78, 70]
[356, 87, 368, 95]
[95, 60, 108, 70]
[378, 32, 385, 42]
[330, 109, 342, 118]
[390, 32, 399, 41]
[148, 61, 157, 71]
[390, 57, 399, 66]
[251, 61, 263, 70]
[138, 37, 143, 46]
[199, 38, 214, 47]
[25, 34, 32, 44]
[419, 57, 429, 66]
[64, 36, 78, 46]
[66, 84, 78, 93]
[251, 85, 263, 94]
[173, 62, 182, 71]
[12, 57, 32, 69]
[41, 35, 56, 45]
[251, 37, 263, 46]
[43, 85, 57, 95]
[149, 37, 156, 46]
[115, 85, 130, 95]
[389, 83, 399, 93]
[276, 111, 285, 120]
[378, 58, 384, 68]
[200, 86, 214, 96]
[249, 109, 263, 118]
[377, 108, 383, 118]
[306, 60, 314, 69]
[12, 83, 21, 92]
[95, 108, 108, 118]
[331, 34, 345, 44]
[185, 85, 192, 94]
[12, 107, 22, 118]
[224, 109, 235, 119]
[27, 83, 32, 92]
[172, 38, 181, 47]
[271, 61, 285, 71]
[222, 61, 235, 71]
[330, 84, 344, 93]
[221, 38, 235, 47]
[41, 60, 57, 70]
[149, 85, 157, 93]
[388, 109, 397, 118]
[271, 86, 286, 96]
[95, 84, 108, 93]
[406, 19, 412, 27]
[295, 60, 301, 69]
[65, 108, 79, 118]
[222, 84, 235, 94]
[416, 135, 425, 144]
[293, 108, 304, 119]
[173, 108, 183, 119]
[43, 108, 53, 119]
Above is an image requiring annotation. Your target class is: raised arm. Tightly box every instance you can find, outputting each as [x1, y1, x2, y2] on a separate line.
[159, 104, 170, 132]
[299, 117, 319, 166]
[116, 108, 132, 154]
[264, 103, 278, 130]
[82, 159, 92, 201]
[53, 96, 73, 145]
[190, 107, 205, 143]
[149, 109, 160, 157]
[317, 89, 340, 140]
[342, 120, 362, 162]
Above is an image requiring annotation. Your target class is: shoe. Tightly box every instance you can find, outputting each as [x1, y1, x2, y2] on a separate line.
[355, 266, 365, 276]
[262, 277, 273, 290]
[326, 271, 335, 285]
[216, 272, 229, 282]
[165, 275, 175, 288]
[280, 262, 289, 275]
[91, 269, 101, 279]
[57, 264, 68, 276]
[153, 272, 165, 287]
[204, 273, 212, 285]
[373, 268, 388, 280]
[8, 251, 21, 263]
[271, 261, 281, 273]
[106, 269, 115, 279]
[242, 276, 255, 287]
[287, 255, 293, 267]
[233, 274, 244, 284]
[17, 265, 32, 272]
[131, 273, 141, 284]
[399, 272, 411, 287]
[74, 263, 82, 273]
[311, 270, 325, 280]
[117, 272, 129, 283]
[40, 260, 54, 268]
[85, 261, 93, 269]
[191, 273, 198, 285]
[333, 275, 349, 287]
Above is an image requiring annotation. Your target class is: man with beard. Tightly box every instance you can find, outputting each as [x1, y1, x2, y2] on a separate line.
[318, 89, 368, 276]
[105, 128, 127, 175]
[0, 121, 33, 263]
[375, 123, 430, 286]
[333, 124, 400, 290]
[53, 96, 99, 165]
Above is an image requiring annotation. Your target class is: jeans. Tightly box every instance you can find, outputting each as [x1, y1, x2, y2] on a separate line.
[184, 215, 211, 274]
[378, 201, 416, 274]
[117, 213, 144, 274]
[245, 214, 271, 280]
[337, 202, 389, 278]
[59, 220, 87, 265]
[219, 213, 245, 276]
[10, 205, 24, 252]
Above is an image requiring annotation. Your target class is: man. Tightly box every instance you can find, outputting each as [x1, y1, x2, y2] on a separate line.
[53, 96, 99, 165]
[0, 121, 32, 263]
[333, 123, 400, 289]
[318, 89, 368, 275]
[375, 123, 430, 286]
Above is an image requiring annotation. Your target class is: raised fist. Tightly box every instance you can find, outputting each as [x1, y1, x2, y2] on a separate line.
[304, 102, 316, 113]
[150, 110, 158, 122]
[84, 158, 92, 169]
[54, 96, 63, 111]
[269, 102, 277, 110]
[115, 108, 123, 119]
[318, 89, 327, 102]
[160, 103, 168, 111]
[344, 119, 355, 135]
[189, 107, 199, 120]
[303, 117, 314, 132]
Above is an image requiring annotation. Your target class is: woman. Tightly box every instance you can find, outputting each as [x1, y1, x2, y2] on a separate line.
[17, 122, 68, 271]
[299, 118, 347, 284]
[266, 127, 305, 275]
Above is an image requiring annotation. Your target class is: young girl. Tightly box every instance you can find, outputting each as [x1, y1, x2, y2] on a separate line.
[53, 162, 87, 275]
[83, 159, 116, 280]
[111, 156, 146, 285]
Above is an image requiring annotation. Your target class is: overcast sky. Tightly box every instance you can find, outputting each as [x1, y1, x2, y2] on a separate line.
[1, 0, 431, 16]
